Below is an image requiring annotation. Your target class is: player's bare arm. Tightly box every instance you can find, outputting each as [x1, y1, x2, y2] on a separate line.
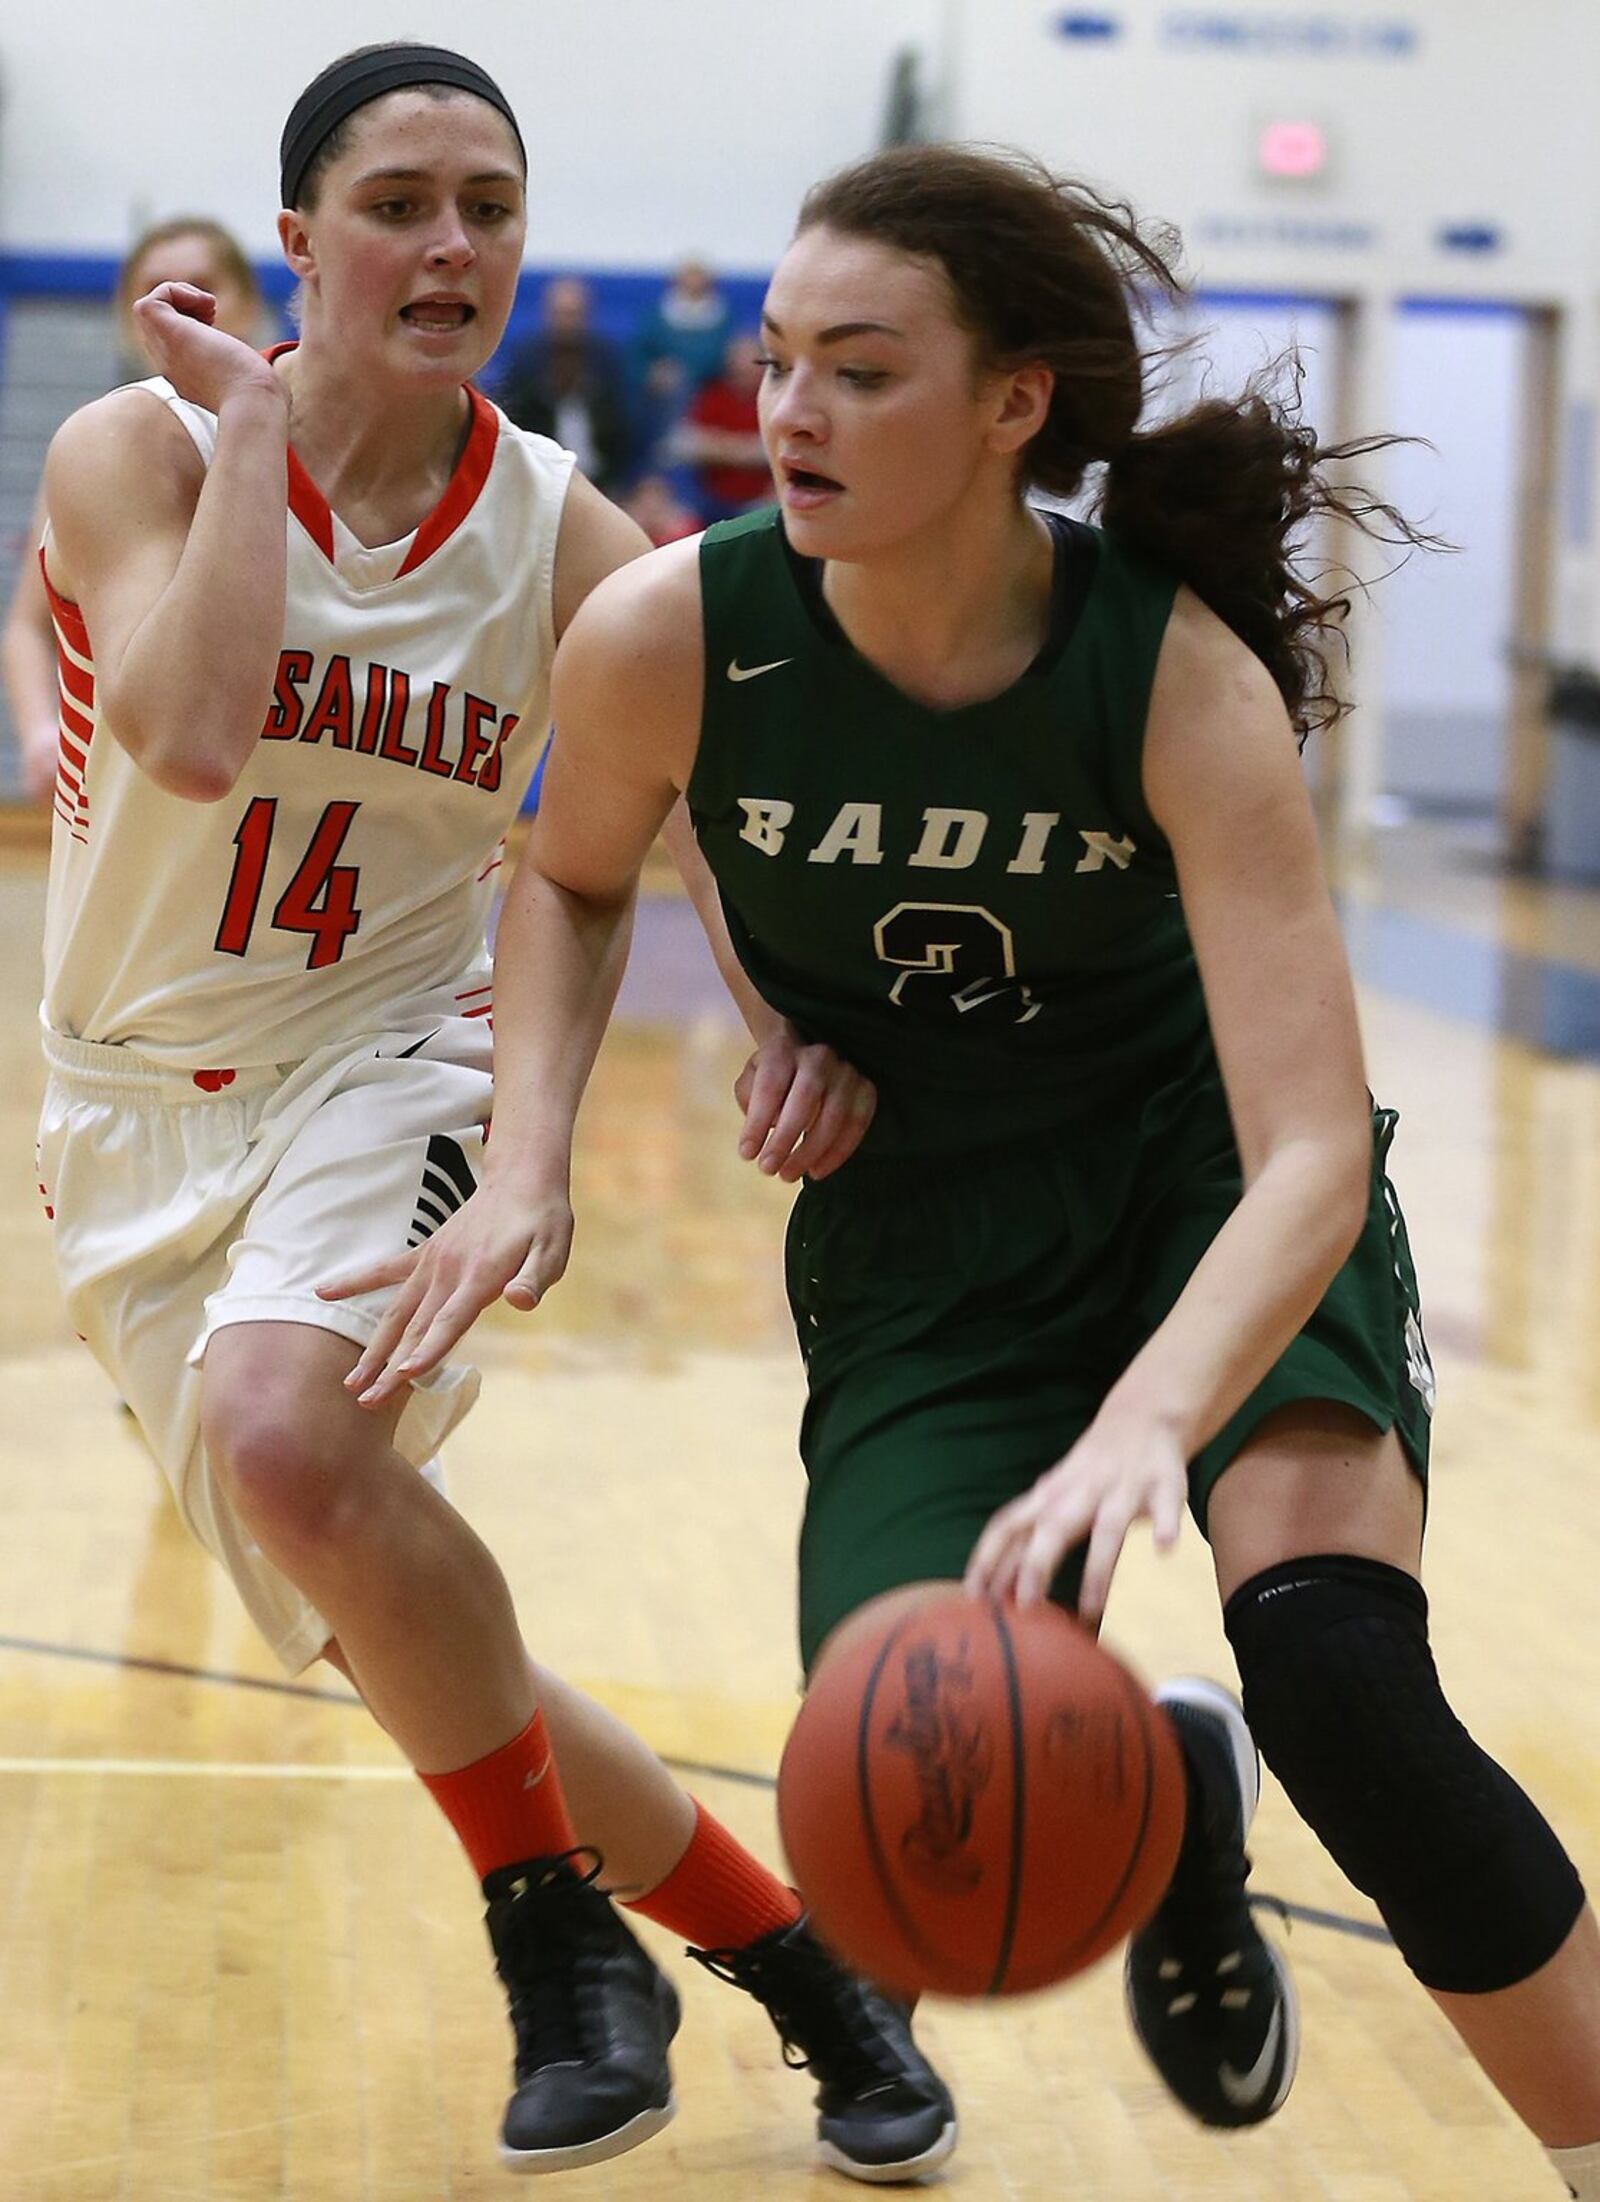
[324, 543, 702, 1398]
[327, 540, 874, 1397]
[553, 485, 874, 1169]
[967, 589, 1372, 1619]
[43, 283, 288, 801]
[659, 801, 878, 1177]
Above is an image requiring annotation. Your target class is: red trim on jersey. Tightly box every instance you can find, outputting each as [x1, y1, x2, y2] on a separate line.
[40, 555, 94, 840]
[59, 655, 95, 709]
[261, 343, 337, 558]
[396, 385, 499, 577]
[456, 982, 493, 1000]
[265, 342, 498, 576]
[286, 447, 337, 560]
[39, 555, 92, 658]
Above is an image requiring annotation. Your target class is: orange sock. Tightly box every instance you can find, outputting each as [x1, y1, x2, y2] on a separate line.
[624, 1799, 803, 1950]
[418, 1708, 577, 1881]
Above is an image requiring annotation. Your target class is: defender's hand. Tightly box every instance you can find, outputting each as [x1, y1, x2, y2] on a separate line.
[734, 1023, 876, 1182]
[318, 1182, 574, 1406]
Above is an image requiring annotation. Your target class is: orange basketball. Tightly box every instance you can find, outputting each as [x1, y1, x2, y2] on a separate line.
[777, 1591, 1186, 1998]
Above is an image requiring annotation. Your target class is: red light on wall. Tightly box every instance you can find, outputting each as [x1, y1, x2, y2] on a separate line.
[1257, 118, 1330, 179]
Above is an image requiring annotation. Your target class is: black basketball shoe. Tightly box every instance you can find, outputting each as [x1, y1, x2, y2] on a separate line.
[484, 1851, 681, 2173]
[1124, 1679, 1298, 2128]
[690, 1916, 958, 2183]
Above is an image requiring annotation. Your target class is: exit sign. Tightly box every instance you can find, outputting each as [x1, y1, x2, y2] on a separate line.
[1256, 116, 1333, 181]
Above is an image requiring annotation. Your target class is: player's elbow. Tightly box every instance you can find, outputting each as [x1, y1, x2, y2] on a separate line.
[153, 755, 241, 804]
[117, 720, 242, 803]
[1307, 1128, 1372, 1268]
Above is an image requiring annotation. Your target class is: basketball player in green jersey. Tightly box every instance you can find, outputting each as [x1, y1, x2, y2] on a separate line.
[331, 147, 1600, 2195]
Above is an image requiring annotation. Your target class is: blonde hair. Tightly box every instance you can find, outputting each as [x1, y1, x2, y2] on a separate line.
[116, 217, 261, 318]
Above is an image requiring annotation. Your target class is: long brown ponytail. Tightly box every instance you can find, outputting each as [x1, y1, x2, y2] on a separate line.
[798, 144, 1427, 742]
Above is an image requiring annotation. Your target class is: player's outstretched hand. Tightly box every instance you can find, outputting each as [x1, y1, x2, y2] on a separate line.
[316, 1181, 575, 1407]
[734, 1021, 876, 1182]
[130, 282, 283, 417]
[963, 1413, 1189, 1629]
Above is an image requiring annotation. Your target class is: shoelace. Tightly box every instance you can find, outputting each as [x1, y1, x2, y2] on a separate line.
[690, 1940, 900, 2095]
[492, 1848, 610, 2076]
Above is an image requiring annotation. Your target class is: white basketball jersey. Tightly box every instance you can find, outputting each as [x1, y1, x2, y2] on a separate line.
[42, 373, 575, 1070]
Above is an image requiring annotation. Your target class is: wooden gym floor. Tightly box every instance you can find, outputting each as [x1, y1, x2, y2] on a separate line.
[1, 816, 1597, 2200]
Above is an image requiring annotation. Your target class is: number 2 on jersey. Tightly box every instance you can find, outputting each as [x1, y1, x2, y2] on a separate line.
[214, 797, 363, 970]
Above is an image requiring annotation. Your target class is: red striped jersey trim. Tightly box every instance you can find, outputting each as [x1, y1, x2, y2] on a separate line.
[39, 554, 93, 842]
[39, 554, 91, 657]
[59, 654, 95, 709]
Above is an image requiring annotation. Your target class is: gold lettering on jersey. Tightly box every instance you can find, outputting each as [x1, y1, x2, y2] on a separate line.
[1006, 811, 1062, 876]
[808, 802, 884, 866]
[738, 798, 795, 855]
[1074, 831, 1136, 873]
[908, 808, 988, 871]
[259, 651, 520, 792]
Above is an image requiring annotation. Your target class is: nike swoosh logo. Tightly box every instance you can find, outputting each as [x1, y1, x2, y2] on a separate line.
[523, 1755, 552, 1791]
[726, 657, 793, 683]
[1218, 2004, 1283, 2108]
[394, 1029, 442, 1060]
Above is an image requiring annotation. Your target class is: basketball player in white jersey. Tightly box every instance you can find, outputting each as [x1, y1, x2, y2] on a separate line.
[33, 43, 954, 2181]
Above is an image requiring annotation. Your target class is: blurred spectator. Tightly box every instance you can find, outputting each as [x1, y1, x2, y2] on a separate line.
[3, 217, 264, 805]
[622, 473, 701, 547]
[496, 276, 633, 493]
[676, 332, 774, 523]
[634, 258, 733, 456]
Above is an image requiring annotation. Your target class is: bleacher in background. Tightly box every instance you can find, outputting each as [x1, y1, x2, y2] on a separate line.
[0, 259, 768, 799]
[0, 297, 129, 795]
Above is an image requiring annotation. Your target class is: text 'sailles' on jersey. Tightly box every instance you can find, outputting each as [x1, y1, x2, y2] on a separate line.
[42, 369, 574, 1070]
[689, 509, 1211, 1157]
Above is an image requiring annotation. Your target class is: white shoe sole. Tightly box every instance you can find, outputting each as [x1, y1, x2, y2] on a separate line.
[818, 2115, 960, 2185]
[499, 2094, 676, 2173]
[1154, 1675, 1260, 1836]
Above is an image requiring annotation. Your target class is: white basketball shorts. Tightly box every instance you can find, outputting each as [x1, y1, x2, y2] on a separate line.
[37, 976, 496, 1674]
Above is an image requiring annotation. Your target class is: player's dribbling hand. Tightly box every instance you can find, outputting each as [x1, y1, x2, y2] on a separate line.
[131, 282, 283, 417]
[734, 1022, 876, 1182]
[963, 1415, 1189, 1629]
[316, 1181, 575, 1406]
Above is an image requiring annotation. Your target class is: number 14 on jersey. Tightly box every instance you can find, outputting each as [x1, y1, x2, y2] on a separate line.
[214, 797, 363, 971]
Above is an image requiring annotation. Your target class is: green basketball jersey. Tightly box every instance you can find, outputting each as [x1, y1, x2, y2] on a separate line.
[688, 508, 1211, 1157]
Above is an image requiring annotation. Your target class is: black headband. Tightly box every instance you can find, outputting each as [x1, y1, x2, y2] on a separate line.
[280, 45, 525, 208]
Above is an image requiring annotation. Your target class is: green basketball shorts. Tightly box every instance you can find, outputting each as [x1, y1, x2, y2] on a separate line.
[785, 1051, 1434, 1672]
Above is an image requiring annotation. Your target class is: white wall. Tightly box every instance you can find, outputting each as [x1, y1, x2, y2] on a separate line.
[0, 0, 938, 268]
[1, 0, 1593, 813]
[941, 0, 1599, 306]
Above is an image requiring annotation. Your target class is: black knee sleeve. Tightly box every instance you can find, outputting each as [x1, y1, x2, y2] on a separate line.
[1224, 1553, 1584, 1994]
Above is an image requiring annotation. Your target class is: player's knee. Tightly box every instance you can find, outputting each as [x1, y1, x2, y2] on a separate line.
[205, 1389, 356, 1557]
[1224, 1553, 1585, 1994]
